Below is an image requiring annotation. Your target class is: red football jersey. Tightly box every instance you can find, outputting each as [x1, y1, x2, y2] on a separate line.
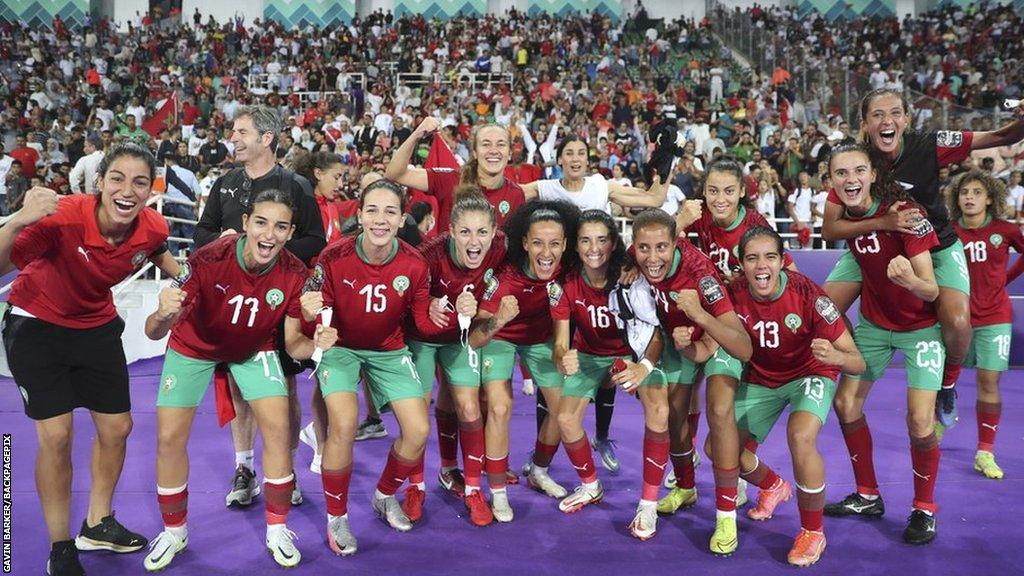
[846, 201, 940, 330]
[313, 235, 438, 351]
[169, 236, 306, 362]
[729, 271, 846, 388]
[953, 217, 1024, 326]
[479, 265, 563, 345]
[686, 205, 794, 277]
[629, 239, 734, 341]
[10, 195, 168, 329]
[408, 231, 508, 344]
[551, 271, 631, 357]
[425, 168, 525, 232]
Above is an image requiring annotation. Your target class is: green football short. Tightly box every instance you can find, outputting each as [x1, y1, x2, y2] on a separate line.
[562, 352, 667, 399]
[704, 347, 744, 380]
[318, 346, 423, 412]
[735, 376, 837, 443]
[661, 344, 700, 385]
[825, 242, 971, 295]
[849, 317, 945, 390]
[157, 348, 288, 408]
[963, 323, 1012, 372]
[480, 339, 564, 389]
[408, 339, 482, 389]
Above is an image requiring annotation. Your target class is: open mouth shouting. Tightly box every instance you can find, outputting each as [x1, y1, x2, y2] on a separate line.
[534, 255, 556, 278]
[753, 272, 772, 292]
[255, 240, 277, 260]
[464, 246, 483, 267]
[877, 128, 897, 149]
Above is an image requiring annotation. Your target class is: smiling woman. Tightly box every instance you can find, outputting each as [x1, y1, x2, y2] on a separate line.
[0, 142, 179, 575]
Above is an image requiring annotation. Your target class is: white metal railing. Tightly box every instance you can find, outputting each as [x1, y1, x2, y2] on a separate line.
[614, 215, 831, 247]
[247, 72, 366, 95]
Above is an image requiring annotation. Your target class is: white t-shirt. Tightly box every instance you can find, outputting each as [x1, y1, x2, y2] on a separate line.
[787, 187, 814, 224]
[659, 184, 687, 216]
[811, 190, 829, 227]
[1008, 185, 1024, 216]
[537, 174, 612, 213]
[756, 189, 777, 228]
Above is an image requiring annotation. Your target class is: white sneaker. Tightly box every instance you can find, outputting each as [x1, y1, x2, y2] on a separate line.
[143, 529, 187, 572]
[491, 491, 514, 522]
[372, 494, 413, 532]
[663, 469, 676, 489]
[299, 422, 317, 452]
[266, 526, 301, 568]
[528, 469, 568, 499]
[737, 478, 749, 508]
[291, 480, 303, 506]
[310, 453, 322, 475]
[558, 482, 604, 513]
[327, 516, 358, 556]
[629, 502, 658, 541]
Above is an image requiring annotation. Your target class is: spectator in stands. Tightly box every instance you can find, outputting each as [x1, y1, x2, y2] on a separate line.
[69, 137, 104, 194]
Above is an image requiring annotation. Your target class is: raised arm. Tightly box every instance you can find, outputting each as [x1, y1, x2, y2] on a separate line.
[384, 117, 439, 191]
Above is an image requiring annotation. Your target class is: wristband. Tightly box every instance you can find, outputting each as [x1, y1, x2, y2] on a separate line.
[640, 358, 654, 373]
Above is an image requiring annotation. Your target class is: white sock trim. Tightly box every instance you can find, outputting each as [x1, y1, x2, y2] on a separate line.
[264, 473, 295, 485]
[796, 483, 825, 494]
[157, 483, 188, 496]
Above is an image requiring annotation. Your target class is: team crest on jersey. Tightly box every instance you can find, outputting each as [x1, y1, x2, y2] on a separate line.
[162, 375, 177, 392]
[304, 264, 325, 292]
[911, 218, 934, 238]
[132, 250, 148, 268]
[784, 313, 802, 333]
[547, 281, 563, 307]
[499, 201, 511, 215]
[265, 288, 285, 310]
[732, 246, 740, 258]
[698, 276, 724, 304]
[990, 234, 1003, 247]
[172, 262, 191, 289]
[936, 131, 963, 148]
[483, 275, 499, 300]
[393, 275, 411, 296]
[484, 268, 495, 284]
[815, 296, 840, 325]
[669, 290, 680, 302]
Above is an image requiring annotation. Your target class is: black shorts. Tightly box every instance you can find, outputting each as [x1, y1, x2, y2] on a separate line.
[3, 312, 130, 420]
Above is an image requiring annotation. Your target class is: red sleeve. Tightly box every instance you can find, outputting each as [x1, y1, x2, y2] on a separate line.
[10, 218, 58, 269]
[698, 273, 735, 317]
[809, 289, 846, 342]
[1006, 225, 1024, 284]
[902, 226, 940, 258]
[316, 259, 336, 310]
[285, 274, 304, 320]
[550, 281, 570, 321]
[936, 130, 973, 167]
[409, 265, 445, 337]
[826, 187, 841, 205]
[479, 272, 506, 314]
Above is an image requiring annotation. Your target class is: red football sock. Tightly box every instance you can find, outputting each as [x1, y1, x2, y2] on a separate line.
[157, 485, 188, 528]
[408, 452, 425, 487]
[485, 454, 508, 490]
[744, 437, 760, 453]
[436, 408, 460, 469]
[840, 416, 879, 496]
[941, 362, 961, 390]
[740, 456, 780, 490]
[459, 417, 485, 490]
[713, 466, 740, 513]
[264, 475, 294, 525]
[642, 428, 670, 501]
[687, 412, 701, 445]
[564, 434, 598, 484]
[376, 447, 419, 496]
[532, 440, 559, 468]
[796, 484, 825, 532]
[910, 433, 940, 513]
[670, 448, 696, 490]
[322, 465, 353, 516]
[976, 401, 1001, 452]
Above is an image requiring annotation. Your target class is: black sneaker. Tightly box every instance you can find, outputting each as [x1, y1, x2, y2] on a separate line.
[903, 509, 937, 544]
[935, 387, 959, 428]
[823, 493, 885, 518]
[47, 540, 85, 576]
[75, 513, 148, 553]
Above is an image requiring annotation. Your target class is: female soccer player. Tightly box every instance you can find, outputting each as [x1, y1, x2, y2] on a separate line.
[142, 189, 325, 571]
[628, 209, 752, 541]
[719, 226, 863, 565]
[1, 143, 177, 575]
[822, 91, 1023, 427]
[294, 150, 350, 244]
[469, 199, 581, 522]
[520, 135, 671, 474]
[947, 170, 1024, 478]
[407, 190, 508, 526]
[295, 179, 442, 556]
[550, 210, 666, 513]
[822, 144, 945, 545]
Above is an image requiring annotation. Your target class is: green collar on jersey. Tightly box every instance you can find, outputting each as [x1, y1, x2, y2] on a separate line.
[845, 196, 881, 219]
[235, 236, 278, 276]
[580, 267, 609, 290]
[958, 214, 992, 230]
[356, 233, 398, 265]
[667, 247, 682, 278]
[748, 270, 788, 302]
[721, 205, 747, 231]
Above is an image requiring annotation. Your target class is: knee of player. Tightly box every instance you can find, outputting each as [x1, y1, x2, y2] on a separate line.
[644, 401, 670, 427]
[555, 408, 581, 435]
[37, 424, 74, 455]
[832, 391, 861, 420]
[327, 413, 359, 443]
[488, 400, 512, 421]
[705, 396, 735, 422]
[401, 416, 431, 446]
[905, 407, 935, 437]
[940, 309, 972, 337]
[97, 415, 134, 444]
[786, 426, 818, 453]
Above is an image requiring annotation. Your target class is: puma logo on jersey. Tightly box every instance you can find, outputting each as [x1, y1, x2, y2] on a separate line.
[215, 284, 230, 294]
[645, 458, 667, 471]
[325, 490, 344, 501]
[522, 286, 537, 294]
[77, 246, 90, 262]
[737, 314, 749, 323]
[342, 279, 357, 289]
[438, 278, 452, 288]
[574, 299, 587, 307]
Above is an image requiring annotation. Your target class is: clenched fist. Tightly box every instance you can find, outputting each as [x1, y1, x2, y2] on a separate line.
[673, 326, 695, 350]
[558, 348, 579, 376]
[455, 291, 478, 318]
[810, 338, 842, 365]
[156, 286, 187, 321]
[314, 325, 339, 351]
[495, 295, 520, 327]
[17, 187, 59, 226]
[414, 117, 441, 140]
[675, 289, 704, 320]
[301, 291, 324, 322]
[886, 255, 916, 289]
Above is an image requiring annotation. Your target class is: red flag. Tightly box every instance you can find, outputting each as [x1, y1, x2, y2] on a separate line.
[425, 134, 462, 170]
[779, 96, 791, 127]
[143, 93, 179, 138]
